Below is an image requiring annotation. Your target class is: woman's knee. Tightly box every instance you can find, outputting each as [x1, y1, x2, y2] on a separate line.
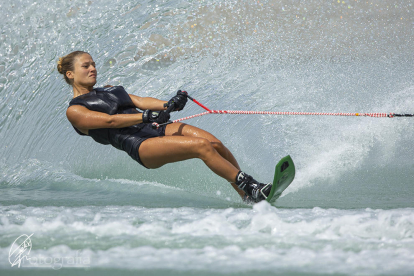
[211, 140, 227, 154]
[194, 138, 216, 158]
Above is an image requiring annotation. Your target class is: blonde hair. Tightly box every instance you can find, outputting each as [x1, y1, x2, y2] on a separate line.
[57, 51, 90, 85]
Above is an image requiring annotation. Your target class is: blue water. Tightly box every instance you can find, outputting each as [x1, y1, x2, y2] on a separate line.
[1, 0, 414, 275]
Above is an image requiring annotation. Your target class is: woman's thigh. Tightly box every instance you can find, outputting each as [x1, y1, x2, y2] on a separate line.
[139, 135, 209, 169]
[165, 122, 240, 170]
[165, 123, 220, 142]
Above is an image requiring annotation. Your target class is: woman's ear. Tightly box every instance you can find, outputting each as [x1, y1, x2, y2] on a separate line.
[66, 71, 74, 81]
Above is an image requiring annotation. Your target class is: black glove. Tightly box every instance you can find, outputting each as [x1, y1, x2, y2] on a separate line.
[142, 110, 170, 124]
[165, 90, 188, 111]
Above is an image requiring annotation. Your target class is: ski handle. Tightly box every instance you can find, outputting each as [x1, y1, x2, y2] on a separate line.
[186, 94, 211, 112]
[151, 103, 176, 129]
[151, 93, 207, 129]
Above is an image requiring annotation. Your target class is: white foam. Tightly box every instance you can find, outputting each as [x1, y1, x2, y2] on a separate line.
[1, 203, 413, 273]
[2, 243, 413, 274]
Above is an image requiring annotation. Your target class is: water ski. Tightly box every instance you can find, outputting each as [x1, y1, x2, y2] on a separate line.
[266, 155, 295, 203]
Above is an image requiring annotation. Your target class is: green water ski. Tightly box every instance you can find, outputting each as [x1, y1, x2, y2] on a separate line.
[266, 155, 295, 203]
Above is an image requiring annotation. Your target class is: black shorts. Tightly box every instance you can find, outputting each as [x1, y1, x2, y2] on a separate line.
[122, 123, 166, 168]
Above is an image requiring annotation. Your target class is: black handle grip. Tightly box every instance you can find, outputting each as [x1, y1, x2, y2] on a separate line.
[151, 103, 176, 129]
[392, 113, 414, 117]
[165, 103, 176, 114]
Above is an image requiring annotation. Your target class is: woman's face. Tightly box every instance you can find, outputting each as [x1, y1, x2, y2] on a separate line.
[67, 53, 97, 88]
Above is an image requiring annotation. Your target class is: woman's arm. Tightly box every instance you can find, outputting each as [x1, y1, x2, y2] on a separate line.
[129, 94, 167, 111]
[66, 105, 144, 130]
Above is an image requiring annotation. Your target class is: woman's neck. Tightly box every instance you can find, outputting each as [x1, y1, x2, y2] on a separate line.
[72, 84, 94, 98]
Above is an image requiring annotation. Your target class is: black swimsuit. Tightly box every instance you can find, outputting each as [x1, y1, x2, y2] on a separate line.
[68, 86, 166, 167]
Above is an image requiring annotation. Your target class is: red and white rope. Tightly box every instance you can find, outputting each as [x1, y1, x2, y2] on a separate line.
[169, 110, 393, 124]
[150, 96, 401, 129]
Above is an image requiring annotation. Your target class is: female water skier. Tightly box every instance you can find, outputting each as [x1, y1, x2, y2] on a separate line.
[58, 51, 271, 203]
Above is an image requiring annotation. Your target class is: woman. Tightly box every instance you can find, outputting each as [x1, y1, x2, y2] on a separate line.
[58, 51, 271, 203]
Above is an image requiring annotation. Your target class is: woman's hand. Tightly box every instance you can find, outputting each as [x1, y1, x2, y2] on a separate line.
[165, 90, 188, 111]
[142, 110, 170, 124]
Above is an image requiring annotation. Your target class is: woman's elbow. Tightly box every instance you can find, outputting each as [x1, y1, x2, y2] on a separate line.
[106, 116, 119, 128]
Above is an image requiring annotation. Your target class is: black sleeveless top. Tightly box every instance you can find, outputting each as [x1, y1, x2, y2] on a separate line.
[68, 86, 145, 151]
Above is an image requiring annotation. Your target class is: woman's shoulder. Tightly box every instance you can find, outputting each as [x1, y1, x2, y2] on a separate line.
[95, 85, 126, 92]
[68, 86, 129, 107]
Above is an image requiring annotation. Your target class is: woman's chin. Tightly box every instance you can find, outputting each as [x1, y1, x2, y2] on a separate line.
[88, 79, 97, 86]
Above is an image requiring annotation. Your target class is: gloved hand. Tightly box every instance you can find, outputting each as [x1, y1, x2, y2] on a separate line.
[165, 90, 188, 111]
[142, 109, 170, 124]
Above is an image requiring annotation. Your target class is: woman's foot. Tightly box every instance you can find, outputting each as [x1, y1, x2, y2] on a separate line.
[235, 171, 272, 203]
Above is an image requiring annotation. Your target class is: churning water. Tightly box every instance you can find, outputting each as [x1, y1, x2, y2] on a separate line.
[1, 0, 413, 275]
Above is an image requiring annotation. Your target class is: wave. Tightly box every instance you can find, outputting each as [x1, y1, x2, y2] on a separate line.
[1, 202, 413, 274]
